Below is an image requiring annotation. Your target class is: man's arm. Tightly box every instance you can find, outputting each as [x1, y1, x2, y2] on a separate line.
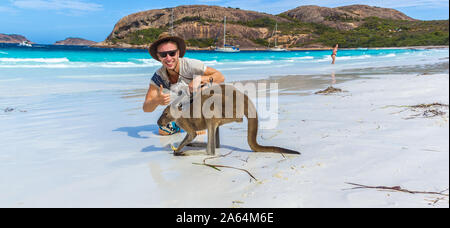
[189, 67, 225, 92]
[201, 66, 224, 84]
[143, 84, 171, 113]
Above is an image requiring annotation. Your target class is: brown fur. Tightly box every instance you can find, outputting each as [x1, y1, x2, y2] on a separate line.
[157, 84, 300, 156]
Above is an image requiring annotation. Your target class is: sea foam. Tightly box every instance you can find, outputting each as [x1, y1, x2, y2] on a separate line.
[235, 60, 274, 65]
[0, 60, 161, 69]
[0, 57, 70, 63]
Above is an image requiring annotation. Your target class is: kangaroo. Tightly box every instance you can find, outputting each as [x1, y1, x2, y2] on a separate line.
[157, 84, 300, 156]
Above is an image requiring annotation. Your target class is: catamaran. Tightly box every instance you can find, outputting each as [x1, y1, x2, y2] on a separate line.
[215, 16, 240, 52]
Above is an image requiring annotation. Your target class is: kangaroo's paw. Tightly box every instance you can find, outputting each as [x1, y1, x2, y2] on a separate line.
[173, 151, 187, 156]
[171, 145, 187, 156]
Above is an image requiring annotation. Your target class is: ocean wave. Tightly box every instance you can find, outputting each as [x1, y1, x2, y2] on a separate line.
[98, 61, 163, 68]
[0, 64, 76, 68]
[0, 57, 70, 63]
[135, 58, 162, 66]
[235, 60, 274, 65]
[343, 55, 371, 60]
[382, 54, 396, 57]
[0, 60, 162, 69]
[219, 67, 247, 71]
[97, 62, 140, 68]
[58, 73, 150, 79]
[203, 60, 221, 65]
[286, 56, 314, 61]
[315, 56, 332, 62]
[0, 51, 8, 55]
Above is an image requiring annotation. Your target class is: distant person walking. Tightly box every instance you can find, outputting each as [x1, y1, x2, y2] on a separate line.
[331, 44, 338, 64]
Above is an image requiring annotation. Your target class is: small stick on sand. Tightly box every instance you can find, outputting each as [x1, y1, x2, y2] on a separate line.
[345, 182, 449, 197]
[193, 152, 258, 181]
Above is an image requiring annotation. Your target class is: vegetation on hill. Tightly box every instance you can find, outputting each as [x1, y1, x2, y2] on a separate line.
[111, 28, 165, 45]
[316, 17, 449, 47]
[237, 15, 449, 48]
[108, 12, 449, 48]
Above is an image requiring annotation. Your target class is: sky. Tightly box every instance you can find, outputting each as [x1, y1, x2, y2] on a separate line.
[0, 0, 449, 44]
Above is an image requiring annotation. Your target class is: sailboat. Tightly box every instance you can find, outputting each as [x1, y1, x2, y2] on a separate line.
[268, 22, 287, 52]
[19, 41, 32, 47]
[215, 16, 240, 52]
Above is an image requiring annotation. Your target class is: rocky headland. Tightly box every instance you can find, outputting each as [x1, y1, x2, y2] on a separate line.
[0, 33, 33, 44]
[92, 4, 448, 50]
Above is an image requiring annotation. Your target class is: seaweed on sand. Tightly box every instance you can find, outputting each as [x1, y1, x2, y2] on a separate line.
[383, 103, 449, 119]
[314, 86, 346, 95]
[3, 107, 27, 113]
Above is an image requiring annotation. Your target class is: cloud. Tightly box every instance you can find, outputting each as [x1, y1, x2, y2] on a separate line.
[10, 0, 102, 12]
[0, 5, 19, 13]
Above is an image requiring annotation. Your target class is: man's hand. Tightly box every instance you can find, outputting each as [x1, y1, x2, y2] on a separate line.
[157, 84, 171, 105]
[188, 76, 203, 93]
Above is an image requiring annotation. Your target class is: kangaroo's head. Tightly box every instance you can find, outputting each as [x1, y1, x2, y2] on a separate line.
[157, 102, 183, 127]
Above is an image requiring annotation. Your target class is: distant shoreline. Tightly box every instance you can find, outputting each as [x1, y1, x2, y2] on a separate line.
[1, 42, 448, 51]
[238, 45, 450, 51]
[87, 44, 449, 51]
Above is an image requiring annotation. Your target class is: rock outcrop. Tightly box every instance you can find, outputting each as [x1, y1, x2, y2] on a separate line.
[0, 33, 32, 44]
[283, 5, 416, 30]
[105, 5, 289, 42]
[54, 37, 97, 46]
[95, 5, 290, 49]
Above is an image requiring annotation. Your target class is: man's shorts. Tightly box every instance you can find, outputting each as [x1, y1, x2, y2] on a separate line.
[158, 121, 181, 135]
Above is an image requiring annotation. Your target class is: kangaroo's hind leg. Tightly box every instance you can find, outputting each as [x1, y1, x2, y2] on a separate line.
[206, 122, 219, 155]
[215, 127, 220, 148]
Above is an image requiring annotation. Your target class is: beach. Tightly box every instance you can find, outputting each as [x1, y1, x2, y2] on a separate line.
[0, 45, 448, 207]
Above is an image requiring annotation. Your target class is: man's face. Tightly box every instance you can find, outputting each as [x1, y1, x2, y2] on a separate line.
[157, 42, 179, 70]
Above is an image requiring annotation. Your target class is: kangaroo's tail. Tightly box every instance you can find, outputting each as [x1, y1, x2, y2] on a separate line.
[244, 94, 300, 155]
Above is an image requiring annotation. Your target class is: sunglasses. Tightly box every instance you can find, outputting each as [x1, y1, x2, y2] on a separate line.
[157, 49, 178, 58]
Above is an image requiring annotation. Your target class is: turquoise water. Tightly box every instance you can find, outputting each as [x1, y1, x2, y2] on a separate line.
[0, 43, 448, 100]
[0, 43, 433, 66]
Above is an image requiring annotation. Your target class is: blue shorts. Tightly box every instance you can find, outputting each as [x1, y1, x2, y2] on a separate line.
[159, 121, 181, 135]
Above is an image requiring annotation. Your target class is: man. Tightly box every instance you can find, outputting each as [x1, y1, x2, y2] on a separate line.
[143, 32, 225, 135]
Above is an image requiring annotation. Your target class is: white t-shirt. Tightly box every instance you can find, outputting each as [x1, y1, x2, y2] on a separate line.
[150, 57, 206, 91]
[150, 57, 207, 106]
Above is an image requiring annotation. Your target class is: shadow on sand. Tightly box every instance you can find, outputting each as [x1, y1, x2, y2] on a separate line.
[114, 124, 253, 154]
[113, 124, 159, 139]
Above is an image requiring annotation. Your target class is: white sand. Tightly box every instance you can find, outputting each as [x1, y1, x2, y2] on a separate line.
[2, 71, 448, 208]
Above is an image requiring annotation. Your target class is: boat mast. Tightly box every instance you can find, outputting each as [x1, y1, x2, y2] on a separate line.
[223, 16, 226, 48]
[170, 8, 174, 35]
[274, 22, 278, 47]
